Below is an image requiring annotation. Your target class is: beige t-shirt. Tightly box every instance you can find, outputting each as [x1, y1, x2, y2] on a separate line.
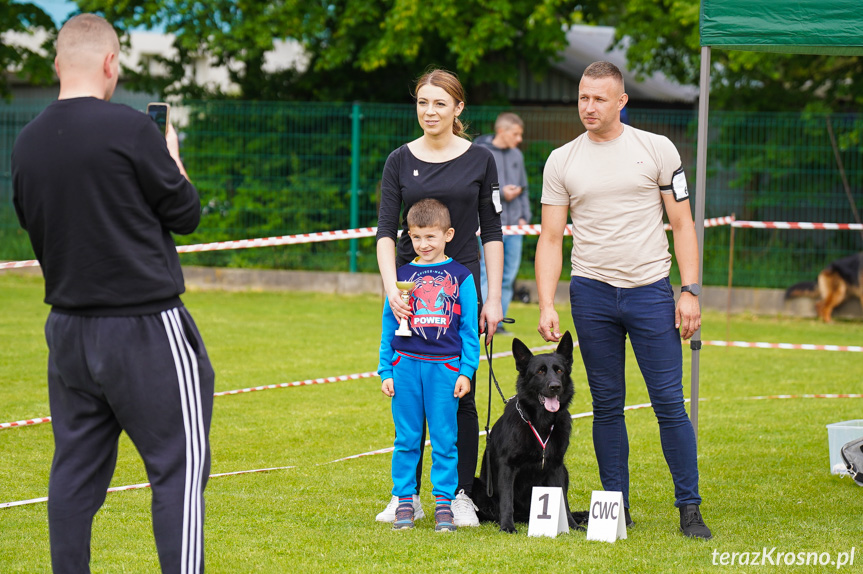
[541, 125, 686, 288]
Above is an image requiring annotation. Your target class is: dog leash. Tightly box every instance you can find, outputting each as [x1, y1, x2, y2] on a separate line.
[483, 317, 515, 498]
[485, 317, 515, 411]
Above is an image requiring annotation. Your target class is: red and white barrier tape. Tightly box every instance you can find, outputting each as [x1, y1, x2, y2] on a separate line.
[0, 259, 39, 269]
[6, 214, 861, 270]
[749, 393, 863, 400]
[0, 227, 381, 269]
[176, 228, 379, 254]
[702, 340, 863, 352]
[1, 344, 559, 430]
[0, 416, 53, 429]
[213, 371, 380, 397]
[732, 220, 863, 231]
[660, 215, 737, 232]
[0, 465, 297, 509]
[5, 340, 861, 431]
[212, 345, 556, 398]
[6, 390, 862, 509]
[703, 215, 737, 228]
[323, 401, 660, 465]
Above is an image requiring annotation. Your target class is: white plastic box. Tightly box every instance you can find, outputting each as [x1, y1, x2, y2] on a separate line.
[826, 420, 863, 474]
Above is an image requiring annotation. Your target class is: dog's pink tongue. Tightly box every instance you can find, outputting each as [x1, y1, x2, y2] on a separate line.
[544, 396, 560, 412]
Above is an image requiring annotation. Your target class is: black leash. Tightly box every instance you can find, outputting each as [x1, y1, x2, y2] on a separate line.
[483, 317, 514, 497]
[485, 318, 514, 412]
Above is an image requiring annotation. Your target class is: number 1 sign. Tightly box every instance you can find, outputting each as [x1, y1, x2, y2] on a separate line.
[527, 487, 569, 538]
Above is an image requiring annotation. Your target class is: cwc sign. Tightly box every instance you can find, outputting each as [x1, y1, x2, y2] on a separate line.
[586, 491, 627, 543]
[592, 500, 620, 520]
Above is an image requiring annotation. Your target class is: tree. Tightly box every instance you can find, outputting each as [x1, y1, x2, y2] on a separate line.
[76, 0, 582, 103]
[0, 1, 56, 99]
[589, 0, 862, 113]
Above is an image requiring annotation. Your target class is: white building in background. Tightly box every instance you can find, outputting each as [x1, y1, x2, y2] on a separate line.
[127, 31, 308, 97]
[503, 25, 698, 106]
[2, 29, 307, 102]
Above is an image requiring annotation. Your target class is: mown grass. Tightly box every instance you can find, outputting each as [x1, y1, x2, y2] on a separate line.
[1, 272, 861, 573]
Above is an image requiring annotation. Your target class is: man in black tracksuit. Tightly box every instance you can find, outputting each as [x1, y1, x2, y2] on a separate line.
[11, 14, 213, 574]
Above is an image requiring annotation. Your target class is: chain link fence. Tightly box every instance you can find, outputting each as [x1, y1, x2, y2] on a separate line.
[2, 100, 861, 288]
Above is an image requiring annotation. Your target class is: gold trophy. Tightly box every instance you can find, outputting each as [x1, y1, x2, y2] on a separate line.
[394, 280, 415, 337]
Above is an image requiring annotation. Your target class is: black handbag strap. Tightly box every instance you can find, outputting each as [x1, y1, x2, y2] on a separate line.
[840, 436, 863, 486]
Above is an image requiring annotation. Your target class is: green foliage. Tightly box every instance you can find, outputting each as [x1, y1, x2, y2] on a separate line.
[590, 0, 863, 113]
[0, 2, 56, 99]
[699, 110, 863, 287]
[6, 0, 860, 112]
[1, 274, 862, 572]
[175, 100, 418, 271]
[76, 0, 301, 99]
[74, 0, 581, 103]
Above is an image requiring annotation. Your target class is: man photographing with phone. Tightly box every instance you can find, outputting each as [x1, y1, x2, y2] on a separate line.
[147, 102, 188, 179]
[12, 13, 211, 574]
[148, 102, 170, 135]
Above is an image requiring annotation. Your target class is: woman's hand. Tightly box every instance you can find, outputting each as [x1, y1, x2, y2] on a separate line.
[387, 287, 411, 322]
[480, 297, 503, 343]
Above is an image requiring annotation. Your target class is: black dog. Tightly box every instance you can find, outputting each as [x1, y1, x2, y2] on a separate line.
[472, 332, 585, 533]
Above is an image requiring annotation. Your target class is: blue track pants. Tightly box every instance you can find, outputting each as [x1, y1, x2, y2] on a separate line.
[390, 353, 460, 500]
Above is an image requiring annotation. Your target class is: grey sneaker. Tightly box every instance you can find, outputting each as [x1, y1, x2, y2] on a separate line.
[451, 489, 479, 527]
[679, 504, 712, 539]
[435, 505, 457, 532]
[392, 503, 414, 530]
[375, 494, 425, 523]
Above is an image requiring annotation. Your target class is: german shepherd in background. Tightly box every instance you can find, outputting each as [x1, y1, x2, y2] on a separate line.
[785, 253, 863, 322]
[472, 332, 586, 533]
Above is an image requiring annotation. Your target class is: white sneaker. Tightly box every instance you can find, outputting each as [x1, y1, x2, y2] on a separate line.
[375, 495, 425, 523]
[451, 489, 480, 527]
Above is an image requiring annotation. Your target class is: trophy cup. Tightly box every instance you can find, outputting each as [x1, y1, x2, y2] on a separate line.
[394, 280, 415, 337]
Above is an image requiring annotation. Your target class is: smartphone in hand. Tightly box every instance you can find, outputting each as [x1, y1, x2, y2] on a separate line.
[146, 102, 170, 136]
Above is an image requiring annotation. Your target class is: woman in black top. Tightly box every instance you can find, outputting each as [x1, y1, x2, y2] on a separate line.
[375, 69, 503, 526]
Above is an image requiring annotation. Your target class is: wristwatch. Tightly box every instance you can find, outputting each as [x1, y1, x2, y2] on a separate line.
[681, 283, 702, 297]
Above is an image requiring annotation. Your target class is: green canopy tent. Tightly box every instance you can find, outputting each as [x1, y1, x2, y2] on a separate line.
[691, 0, 863, 435]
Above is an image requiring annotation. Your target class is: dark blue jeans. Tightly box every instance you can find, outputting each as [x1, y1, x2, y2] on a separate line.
[569, 276, 700, 509]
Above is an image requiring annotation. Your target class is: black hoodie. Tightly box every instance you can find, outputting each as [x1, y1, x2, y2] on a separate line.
[12, 97, 200, 316]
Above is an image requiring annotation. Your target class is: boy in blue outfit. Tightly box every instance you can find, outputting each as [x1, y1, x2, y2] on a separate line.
[378, 198, 480, 532]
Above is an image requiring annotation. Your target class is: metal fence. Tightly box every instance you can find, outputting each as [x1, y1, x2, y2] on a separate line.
[2, 99, 861, 288]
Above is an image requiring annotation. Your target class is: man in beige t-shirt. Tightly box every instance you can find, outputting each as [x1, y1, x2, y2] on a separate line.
[535, 61, 712, 539]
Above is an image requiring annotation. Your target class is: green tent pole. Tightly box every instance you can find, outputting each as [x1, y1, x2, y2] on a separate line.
[349, 102, 361, 273]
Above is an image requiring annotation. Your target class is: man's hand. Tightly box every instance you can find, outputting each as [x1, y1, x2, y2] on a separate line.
[165, 124, 190, 181]
[537, 306, 561, 342]
[381, 378, 395, 397]
[663, 193, 700, 340]
[502, 185, 522, 202]
[454, 375, 471, 398]
[675, 292, 701, 340]
[535, 204, 567, 343]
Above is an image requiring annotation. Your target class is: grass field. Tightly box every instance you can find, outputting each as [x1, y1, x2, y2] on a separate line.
[1, 271, 861, 573]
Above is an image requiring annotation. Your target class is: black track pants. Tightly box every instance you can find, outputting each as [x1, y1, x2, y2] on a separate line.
[45, 307, 214, 574]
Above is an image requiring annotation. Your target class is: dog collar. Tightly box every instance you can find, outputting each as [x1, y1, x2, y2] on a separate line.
[515, 398, 554, 469]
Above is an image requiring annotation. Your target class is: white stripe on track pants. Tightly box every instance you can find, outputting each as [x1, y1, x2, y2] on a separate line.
[45, 306, 214, 574]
